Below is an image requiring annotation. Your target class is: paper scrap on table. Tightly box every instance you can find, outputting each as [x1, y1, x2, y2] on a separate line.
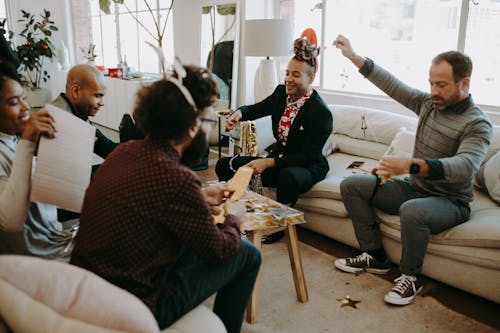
[213, 166, 254, 224]
[30, 104, 96, 213]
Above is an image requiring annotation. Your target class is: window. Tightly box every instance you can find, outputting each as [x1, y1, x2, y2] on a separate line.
[464, 1, 500, 106]
[0, 0, 8, 34]
[71, 0, 174, 74]
[280, 0, 500, 108]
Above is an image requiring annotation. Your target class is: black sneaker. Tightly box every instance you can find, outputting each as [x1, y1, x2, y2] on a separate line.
[334, 252, 391, 274]
[262, 230, 285, 244]
[384, 274, 423, 305]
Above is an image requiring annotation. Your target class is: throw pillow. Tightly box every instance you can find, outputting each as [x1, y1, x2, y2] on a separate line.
[484, 125, 500, 163]
[322, 136, 337, 157]
[0, 255, 159, 333]
[330, 104, 417, 145]
[483, 150, 500, 204]
[383, 127, 415, 158]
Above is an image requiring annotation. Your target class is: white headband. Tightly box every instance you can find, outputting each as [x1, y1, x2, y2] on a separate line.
[167, 57, 196, 109]
[146, 42, 196, 109]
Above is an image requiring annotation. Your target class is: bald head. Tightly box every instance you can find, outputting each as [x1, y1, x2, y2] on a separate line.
[66, 64, 105, 92]
[65, 64, 107, 119]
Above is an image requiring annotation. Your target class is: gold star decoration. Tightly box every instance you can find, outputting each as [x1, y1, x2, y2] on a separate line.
[336, 295, 360, 309]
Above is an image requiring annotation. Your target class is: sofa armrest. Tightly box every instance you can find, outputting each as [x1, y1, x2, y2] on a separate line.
[254, 116, 274, 156]
[163, 305, 227, 333]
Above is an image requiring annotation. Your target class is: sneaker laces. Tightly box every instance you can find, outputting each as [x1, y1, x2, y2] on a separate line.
[392, 274, 417, 295]
[347, 252, 371, 264]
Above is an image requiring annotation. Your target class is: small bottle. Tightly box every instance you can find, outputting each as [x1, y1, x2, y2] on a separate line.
[116, 58, 123, 78]
[122, 55, 128, 78]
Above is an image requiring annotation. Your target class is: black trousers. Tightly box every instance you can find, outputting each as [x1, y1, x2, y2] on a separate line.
[215, 156, 316, 207]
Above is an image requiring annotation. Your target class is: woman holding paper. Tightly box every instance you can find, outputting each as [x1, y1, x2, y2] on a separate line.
[0, 61, 74, 258]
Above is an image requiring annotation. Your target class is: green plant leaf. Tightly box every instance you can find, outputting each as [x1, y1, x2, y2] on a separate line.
[99, 0, 111, 14]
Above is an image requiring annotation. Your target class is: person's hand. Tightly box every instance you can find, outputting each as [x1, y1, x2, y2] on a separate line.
[332, 34, 355, 60]
[245, 158, 274, 174]
[203, 183, 235, 206]
[224, 200, 246, 220]
[225, 110, 242, 131]
[20, 110, 57, 142]
[375, 156, 412, 177]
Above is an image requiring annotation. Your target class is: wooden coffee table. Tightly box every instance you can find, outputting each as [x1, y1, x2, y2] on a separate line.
[238, 191, 308, 323]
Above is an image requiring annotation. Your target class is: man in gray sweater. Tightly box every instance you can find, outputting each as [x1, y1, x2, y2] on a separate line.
[332, 35, 492, 305]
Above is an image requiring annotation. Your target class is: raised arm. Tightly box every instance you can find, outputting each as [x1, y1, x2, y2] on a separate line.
[0, 110, 56, 231]
[333, 34, 366, 69]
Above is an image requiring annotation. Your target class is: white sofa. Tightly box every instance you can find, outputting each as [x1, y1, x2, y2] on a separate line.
[260, 104, 500, 304]
[0, 255, 227, 333]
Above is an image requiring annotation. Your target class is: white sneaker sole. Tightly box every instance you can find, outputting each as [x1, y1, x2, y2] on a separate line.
[334, 259, 363, 273]
[384, 286, 423, 305]
[334, 259, 390, 274]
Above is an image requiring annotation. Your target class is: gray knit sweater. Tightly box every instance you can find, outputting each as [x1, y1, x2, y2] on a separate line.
[361, 59, 492, 205]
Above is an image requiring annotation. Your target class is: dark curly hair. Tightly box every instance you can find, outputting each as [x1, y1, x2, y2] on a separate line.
[293, 37, 320, 74]
[133, 65, 218, 142]
[0, 60, 24, 93]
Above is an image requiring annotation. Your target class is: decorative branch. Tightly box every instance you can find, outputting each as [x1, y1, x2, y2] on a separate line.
[99, 0, 174, 48]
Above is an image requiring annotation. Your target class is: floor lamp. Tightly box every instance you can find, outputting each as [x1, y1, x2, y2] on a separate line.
[244, 19, 293, 102]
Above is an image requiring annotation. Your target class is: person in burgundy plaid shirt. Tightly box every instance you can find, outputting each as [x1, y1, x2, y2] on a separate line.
[70, 64, 261, 332]
[216, 37, 333, 243]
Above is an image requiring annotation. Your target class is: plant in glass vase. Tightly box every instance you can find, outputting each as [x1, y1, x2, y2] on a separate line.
[99, 0, 174, 74]
[14, 9, 58, 91]
[81, 43, 98, 63]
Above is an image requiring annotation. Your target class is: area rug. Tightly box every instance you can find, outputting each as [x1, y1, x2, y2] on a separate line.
[228, 240, 497, 333]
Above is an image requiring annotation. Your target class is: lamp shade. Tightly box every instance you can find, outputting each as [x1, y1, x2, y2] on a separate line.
[244, 19, 293, 57]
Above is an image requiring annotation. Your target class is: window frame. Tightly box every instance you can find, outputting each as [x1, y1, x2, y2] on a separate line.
[73, 0, 173, 74]
[278, 0, 500, 114]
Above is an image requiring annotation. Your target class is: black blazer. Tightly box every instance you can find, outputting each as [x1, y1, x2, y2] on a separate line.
[239, 85, 333, 181]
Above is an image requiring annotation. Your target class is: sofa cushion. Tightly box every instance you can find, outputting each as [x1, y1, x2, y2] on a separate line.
[332, 134, 388, 160]
[380, 224, 500, 269]
[482, 151, 500, 204]
[376, 189, 500, 249]
[0, 255, 159, 333]
[164, 305, 227, 333]
[296, 197, 348, 218]
[330, 104, 417, 145]
[299, 152, 379, 201]
[485, 125, 500, 163]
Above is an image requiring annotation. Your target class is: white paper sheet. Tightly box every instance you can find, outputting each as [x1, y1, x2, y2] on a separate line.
[30, 104, 96, 213]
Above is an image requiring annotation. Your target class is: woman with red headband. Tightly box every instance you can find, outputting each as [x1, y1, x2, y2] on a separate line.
[216, 37, 333, 243]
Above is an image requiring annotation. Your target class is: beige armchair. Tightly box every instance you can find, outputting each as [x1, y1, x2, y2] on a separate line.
[0, 255, 227, 333]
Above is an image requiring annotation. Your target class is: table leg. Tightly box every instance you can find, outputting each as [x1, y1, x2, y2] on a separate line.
[285, 224, 309, 302]
[246, 230, 262, 323]
[218, 116, 222, 159]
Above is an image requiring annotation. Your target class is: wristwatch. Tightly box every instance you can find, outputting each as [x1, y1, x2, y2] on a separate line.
[409, 162, 420, 175]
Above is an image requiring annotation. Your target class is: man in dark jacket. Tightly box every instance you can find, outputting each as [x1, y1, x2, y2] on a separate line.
[51, 64, 117, 159]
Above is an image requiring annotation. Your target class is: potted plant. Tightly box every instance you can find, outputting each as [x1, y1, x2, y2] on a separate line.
[1, 9, 58, 106]
[99, 0, 174, 74]
[15, 9, 58, 90]
[81, 42, 98, 64]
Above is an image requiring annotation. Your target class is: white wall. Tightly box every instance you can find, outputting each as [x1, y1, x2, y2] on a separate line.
[173, 0, 276, 108]
[9, 0, 75, 90]
[172, 0, 203, 66]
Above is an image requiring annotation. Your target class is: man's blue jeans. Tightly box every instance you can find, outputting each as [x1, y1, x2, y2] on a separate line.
[340, 174, 470, 275]
[156, 240, 261, 332]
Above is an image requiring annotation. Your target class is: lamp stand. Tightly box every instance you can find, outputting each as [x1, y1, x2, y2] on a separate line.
[254, 57, 278, 103]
